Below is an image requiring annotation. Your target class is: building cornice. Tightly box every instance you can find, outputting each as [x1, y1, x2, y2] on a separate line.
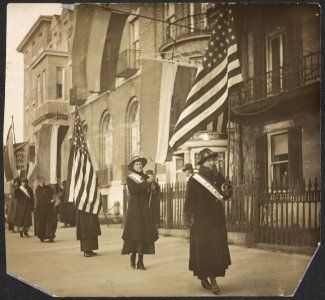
[30, 50, 69, 69]
[17, 16, 53, 52]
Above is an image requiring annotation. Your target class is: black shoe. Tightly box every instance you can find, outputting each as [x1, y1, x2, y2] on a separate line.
[211, 283, 220, 294]
[19, 231, 24, 238]
[130, 253, 136, 269]
[137, 261, 146, 270]
[84, 251, 96, 257]
[89, 250, 97, 256]
[49, 239, 54, 243]
[40, 238, 44, 242]
[201, 279, 212, 290]
[23, 232, 30, 237]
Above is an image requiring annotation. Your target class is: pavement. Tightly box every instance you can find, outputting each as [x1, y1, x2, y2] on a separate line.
[4, 223, 315, 297]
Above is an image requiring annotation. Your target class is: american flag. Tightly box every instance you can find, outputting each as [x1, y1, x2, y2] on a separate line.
[169, 7, 243, 150]
[65, 108, 102, 214]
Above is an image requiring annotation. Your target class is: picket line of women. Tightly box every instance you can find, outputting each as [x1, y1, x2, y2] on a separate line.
[6, 147, 232, 295]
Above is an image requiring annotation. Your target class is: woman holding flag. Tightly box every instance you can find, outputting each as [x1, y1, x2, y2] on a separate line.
[121, 155, 159, 270]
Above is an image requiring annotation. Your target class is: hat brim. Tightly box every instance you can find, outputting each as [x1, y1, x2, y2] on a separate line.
[128, 157, 147, 171]
[197, 152, 218, 165]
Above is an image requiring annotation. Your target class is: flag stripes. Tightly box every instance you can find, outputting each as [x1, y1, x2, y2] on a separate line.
[66, 109, 101, 214]
[169, 7, 243, 150]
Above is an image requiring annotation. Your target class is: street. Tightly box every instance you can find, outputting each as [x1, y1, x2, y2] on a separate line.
[5, 224, 313, 297]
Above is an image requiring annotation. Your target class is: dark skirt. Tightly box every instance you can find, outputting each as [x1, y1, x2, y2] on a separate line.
[76, 210, 101, 252]
[80, 237, 99, 252]
[121, 239, 155, 255]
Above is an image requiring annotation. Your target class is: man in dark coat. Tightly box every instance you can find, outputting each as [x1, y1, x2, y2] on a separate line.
[183, 148, 232, 294]
[34, 176, 57, 242]
[59, 180, 76, 227]
[13, 178, 34, 237]
[121, 155, 159, 270]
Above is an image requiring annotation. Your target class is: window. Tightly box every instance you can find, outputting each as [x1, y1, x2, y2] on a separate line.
[268, 132, 289, 188]
[266, 30, 285, 95]
[165, 3, 176, 38]
[56, 67, 64, 99]
[42, 70, 46, 101]
[127, 99, 140, 158]
[101, 113, 113, 168]
[37, 75, 42, 105]
[257, 126, 302, 190]
[130, 18, 139, 51]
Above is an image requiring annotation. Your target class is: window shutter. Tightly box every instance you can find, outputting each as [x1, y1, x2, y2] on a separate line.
[255, 134, 267, 187]
[288, 127, 302, 188]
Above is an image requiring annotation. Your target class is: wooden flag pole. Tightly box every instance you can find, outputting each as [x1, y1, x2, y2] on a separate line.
[148, 163, 157, 208]
[11, 115, 19, 178]
[226, 97, 231, 180]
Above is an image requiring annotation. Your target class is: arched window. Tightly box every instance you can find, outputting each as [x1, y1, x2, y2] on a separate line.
[127, 98, 140, 159]
[101, 113, 113, 168]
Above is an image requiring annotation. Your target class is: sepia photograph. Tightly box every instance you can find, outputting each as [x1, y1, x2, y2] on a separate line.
[2, 2, 323, 298]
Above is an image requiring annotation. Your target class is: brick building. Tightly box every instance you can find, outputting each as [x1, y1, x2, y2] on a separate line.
[18, 3, 320, 238]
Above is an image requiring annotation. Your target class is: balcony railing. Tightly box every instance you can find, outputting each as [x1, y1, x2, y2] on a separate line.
[230, 51, 320, 108]
[165, 13, 212, 42]
[116, 49, 141, 78]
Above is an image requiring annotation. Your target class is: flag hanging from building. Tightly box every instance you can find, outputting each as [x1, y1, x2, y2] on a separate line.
[169, 7, 243, 150]
[65, 108, 102, 214]
[140, 58, 197, 166]
[4, 125, 18, 181]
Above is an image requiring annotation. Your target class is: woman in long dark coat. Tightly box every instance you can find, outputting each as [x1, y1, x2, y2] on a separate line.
[122, 155, 159, 270]
[183, 148, 232, 294]
[34, 177, 57, 242]
[7, 179, 20, 232]
[13, 178, 34, 237]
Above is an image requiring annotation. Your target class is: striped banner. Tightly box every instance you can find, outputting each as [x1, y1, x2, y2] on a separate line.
[65, 109, 102, 214]
[169, 7, 243, 150]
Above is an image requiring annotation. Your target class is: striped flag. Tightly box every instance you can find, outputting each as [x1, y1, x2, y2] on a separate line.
[169, 7, 243, 150]
[139, 58, 197, 166]
[65, 108, 102, 214]
[4, 125, 18, 181]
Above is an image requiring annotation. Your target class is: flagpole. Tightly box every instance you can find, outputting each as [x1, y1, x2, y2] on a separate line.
[11, 115, 19, 178]
[226, 96, 231, 180]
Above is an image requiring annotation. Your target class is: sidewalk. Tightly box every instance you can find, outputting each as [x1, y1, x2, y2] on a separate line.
[5, 224, 314, 297]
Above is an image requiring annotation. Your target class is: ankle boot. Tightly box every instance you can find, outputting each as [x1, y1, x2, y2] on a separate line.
[130, 253, 136, 269]
[137, 254, 146, 270]
[19, 231, 24, 238]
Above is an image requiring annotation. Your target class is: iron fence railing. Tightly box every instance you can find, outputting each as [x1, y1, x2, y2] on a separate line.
[230, 51, 320, 107]
[165, 13, 212, 41]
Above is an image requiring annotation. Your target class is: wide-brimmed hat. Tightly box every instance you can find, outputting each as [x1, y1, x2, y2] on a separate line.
[197, 148, 218, 165]
[128, 155, 147, 171]
[182, 163, 194, 172]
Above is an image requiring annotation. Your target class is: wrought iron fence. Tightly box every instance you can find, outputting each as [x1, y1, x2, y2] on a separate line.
[123, 176, 320, 247]
[259, 178, 320, 246]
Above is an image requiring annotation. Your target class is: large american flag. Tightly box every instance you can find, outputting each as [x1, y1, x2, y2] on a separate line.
[169, 7, 243, 150]
[65, 108, 102, 214]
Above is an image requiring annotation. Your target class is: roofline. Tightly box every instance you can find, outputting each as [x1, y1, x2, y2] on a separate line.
[16, 15, 53, 52]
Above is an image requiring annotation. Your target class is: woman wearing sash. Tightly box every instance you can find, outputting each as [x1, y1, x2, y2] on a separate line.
[183, 148, 232, 294]
[121, 155, 159, 270]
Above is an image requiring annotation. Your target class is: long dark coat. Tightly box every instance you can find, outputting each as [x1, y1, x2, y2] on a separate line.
[34, 184, 57, 240]
[122, 171, 159, 244]
[184, 166, 231, 279]
[13, 186, 34, 228]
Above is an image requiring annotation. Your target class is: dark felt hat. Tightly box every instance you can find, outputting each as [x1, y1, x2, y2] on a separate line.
[197, 148, 218, 165]
[21, 178, 28, 183]
[182, 163, 194, 172]
[128, 155, 147, 171]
